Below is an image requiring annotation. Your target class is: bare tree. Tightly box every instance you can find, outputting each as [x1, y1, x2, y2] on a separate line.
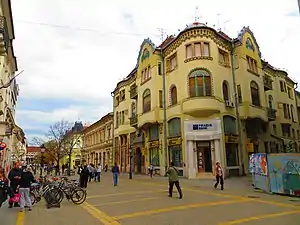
[46, 120, 73, 174]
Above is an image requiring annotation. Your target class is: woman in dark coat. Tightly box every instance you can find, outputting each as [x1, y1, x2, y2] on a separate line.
[80, 165, 89, 188]
[0, 169, 10, 208]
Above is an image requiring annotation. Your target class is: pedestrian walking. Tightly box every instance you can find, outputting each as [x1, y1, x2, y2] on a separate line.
[80, 165, 89, 188]
[8, 162, 22, 208]
[167, 162, 183, 199]
[214, 162, 224, 190]
[112, 163, 120, 186]
[148, 164, 154, 178]
[0, 168, 10, 208]
[19, 166, 35, 212]
[105, 164, 108, 172]
[87, 164, 93, 182]
[96, 164, 102, 182]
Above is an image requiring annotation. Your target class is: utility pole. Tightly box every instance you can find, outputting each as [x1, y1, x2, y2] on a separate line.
[158, 28, 168, 176]
[230, 39, 245, 176]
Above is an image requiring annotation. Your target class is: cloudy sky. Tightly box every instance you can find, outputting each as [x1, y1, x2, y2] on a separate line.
[11, 0, 300, 143]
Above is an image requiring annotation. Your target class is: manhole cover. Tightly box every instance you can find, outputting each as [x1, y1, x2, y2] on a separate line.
[248, 196, 260, 199]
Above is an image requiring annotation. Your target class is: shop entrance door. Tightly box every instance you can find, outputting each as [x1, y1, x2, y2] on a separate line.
[196, 141, 212, 173]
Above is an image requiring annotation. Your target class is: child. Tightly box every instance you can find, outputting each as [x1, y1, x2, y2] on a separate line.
[214, 162, 224, 190]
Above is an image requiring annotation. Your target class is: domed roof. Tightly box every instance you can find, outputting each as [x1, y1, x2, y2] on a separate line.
[185, 21, 207, 30]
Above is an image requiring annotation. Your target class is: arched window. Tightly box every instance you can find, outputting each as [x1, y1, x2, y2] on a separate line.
[250, 81, 260, 106]
[188, 69, 212, 97]
[268, 95, 273, 109]
[222, 81, 229, 100]
[170, 85, 177, 105]
[143, 89, 151, 113]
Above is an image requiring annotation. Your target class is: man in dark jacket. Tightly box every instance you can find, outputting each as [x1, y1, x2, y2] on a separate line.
[19, 167, 35, 211]
[8, 162, 22, 208]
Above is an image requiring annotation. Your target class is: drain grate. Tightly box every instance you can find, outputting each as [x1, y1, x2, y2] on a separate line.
[248, 195, 260, 199]
[289, 199, 300, 202]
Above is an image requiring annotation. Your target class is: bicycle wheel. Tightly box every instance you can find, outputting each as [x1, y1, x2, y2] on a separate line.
[30, 191, 36, 205]
[45, 188, 64, 205]
[70, 188, 86, 205]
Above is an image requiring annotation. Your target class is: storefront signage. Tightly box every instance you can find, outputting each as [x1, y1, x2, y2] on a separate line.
[167, 137, 181, 146]
[192, 123, 213, 130]
[225, 135, 238, 143]
[149, 140, 159, 148]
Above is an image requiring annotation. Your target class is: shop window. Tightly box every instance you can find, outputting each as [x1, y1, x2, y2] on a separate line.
[149, 148, 160, 166]
[250, 81, 260, 106]
[142, 89, 151, 113]
[188, 69, 212, 97]
[225, 144, 239, 166]
[168, 118, 181, 137]
[170, 85, 177, 105]
[169, 145, 182, 167]
[223, 116, 237, 134]
[268, 95, 273, 109]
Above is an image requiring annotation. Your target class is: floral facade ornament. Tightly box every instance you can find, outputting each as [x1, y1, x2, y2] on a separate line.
[141, 48, 150, 62]
[246, 38, 255, 51]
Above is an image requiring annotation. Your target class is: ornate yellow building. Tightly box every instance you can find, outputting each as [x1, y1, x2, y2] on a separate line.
[112, 22, 300, 178]
[0, 0, 25, 171]
[82, 112, 113, 167]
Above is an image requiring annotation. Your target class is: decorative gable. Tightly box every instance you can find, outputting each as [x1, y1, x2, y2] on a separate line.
[136, 38, 156, 66]
[237, 26, 261, 57]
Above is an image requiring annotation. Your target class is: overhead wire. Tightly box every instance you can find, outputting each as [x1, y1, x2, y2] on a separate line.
[15, 19, 161, 38]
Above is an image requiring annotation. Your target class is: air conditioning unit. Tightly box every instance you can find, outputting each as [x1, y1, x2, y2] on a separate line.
[225, 100, 234, 108]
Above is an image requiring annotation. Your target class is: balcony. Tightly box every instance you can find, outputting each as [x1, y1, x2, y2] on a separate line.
[182, 97, 222, 117]
[0, 16, 9, 55]
[267, 108, 276, 121]
[129, 115, 138, 126]
[130, 84, 138, 99]
[263, 75, 273, 91]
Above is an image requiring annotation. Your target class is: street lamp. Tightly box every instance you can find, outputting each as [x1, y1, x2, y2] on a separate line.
[40, 144, 46, 177]
[129, 147, 133, 179]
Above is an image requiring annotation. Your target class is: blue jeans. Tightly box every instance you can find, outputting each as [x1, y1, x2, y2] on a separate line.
[113, 173, 118, 186]
[97, 172, 101, 182]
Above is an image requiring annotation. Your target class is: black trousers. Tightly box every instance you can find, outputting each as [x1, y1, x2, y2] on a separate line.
[169, 181, 183, 197]
[214, 175, 224, 189]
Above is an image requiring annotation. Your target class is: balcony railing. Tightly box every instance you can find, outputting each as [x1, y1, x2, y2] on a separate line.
[0, 16, 9, 55]
[263, 75, 273, 91]
[267, 108, 276, 120]
[130, 85, 138, 99]
[129, 115, 138, 126]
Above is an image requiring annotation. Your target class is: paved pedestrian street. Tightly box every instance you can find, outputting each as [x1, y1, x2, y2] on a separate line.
[1, 173, 300, 225]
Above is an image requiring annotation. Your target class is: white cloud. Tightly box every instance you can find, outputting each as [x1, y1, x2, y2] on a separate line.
[11, 0, 300, 139]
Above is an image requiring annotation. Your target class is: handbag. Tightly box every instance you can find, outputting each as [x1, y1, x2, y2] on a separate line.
[9, 193, 21, 203]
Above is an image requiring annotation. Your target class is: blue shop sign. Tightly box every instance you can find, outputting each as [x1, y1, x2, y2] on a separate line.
[192, 123, 213, 130]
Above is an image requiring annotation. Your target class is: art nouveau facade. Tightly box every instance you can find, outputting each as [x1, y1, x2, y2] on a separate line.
[82, 113, 113, 167]
[0, 0, 25, 172]
[112, 21, 300, 178]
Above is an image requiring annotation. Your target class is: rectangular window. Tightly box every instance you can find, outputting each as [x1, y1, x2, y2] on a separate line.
[159, 90, 163, 108]
[147, 66, 151, 79]
[281, 124, 290, 137]
[203, 43, 210, 56]
[287, 104, 291, 119]
[149, 125, 159, 140]
[194, 43, 201, 57]
[297, 130, 300, 139]
[280, 81, 284, 92]
[158, 62, 162, 75]
[246, 56, 258, 74]
[171, 55, 177, 70]
[237, 85, 242, 103]
[225, 144, 239, 166]
[292, 128, 295, 139]
[288, 87, 293, 99]
[186, 44, 193, 58]
[218, 49, 230, 66]
[121, 111, 125, 124]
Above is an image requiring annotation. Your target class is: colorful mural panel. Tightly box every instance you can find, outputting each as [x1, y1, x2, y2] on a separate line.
[249, 153, 269, 191]
[268, 154, 300, 197]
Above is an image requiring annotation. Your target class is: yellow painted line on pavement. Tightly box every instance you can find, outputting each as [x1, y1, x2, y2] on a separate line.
[218, 210, 300, 225]
[81, 202, 121, 225]
[87, 189, 165, 199]
[92, 197, 160, 207]
[112, 199, 248, 220]
[139, 181, 298, 208]
[16, 211, 25, 225]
